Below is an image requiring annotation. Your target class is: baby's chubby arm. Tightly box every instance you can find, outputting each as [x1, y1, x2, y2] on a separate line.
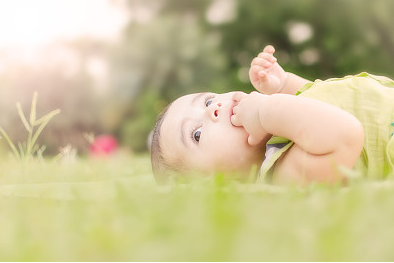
[250, 45, 311, 95]
[231, 92, 364, 184]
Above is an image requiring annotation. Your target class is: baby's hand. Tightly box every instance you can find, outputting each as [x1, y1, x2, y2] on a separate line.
[250, 45, 288, 94]
[231, 92, 269, 146]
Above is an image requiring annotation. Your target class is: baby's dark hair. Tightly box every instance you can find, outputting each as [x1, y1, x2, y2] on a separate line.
[150, 103, 183, 184]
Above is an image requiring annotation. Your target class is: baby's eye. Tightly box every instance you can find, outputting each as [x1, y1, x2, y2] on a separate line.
[192, 127, 202, 142]
[205, 98, 213, 107]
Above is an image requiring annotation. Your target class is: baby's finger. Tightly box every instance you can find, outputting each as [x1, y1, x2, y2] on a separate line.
[263, 45, 275, 55]
[258, 71, 274, 94]
[232, 91, 246, 103]
[257, 52, 277, 64]
[249, 65, 262, 83]
[258, 70, 267, 79]
[251, 57, 272, 68]
[248, 135, 262, 146]
[230, 114, 242, 127]
[259, 72, 280, 95]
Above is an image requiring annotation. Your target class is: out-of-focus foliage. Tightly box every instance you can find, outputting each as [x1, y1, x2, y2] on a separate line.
[1, 0, 394, 154]
[217, 0, 394, 84]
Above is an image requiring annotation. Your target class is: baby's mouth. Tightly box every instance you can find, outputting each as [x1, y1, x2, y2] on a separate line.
[230, 103, 235, 118]
[229, 101, 238, 126]
[230, 100, 238, 116]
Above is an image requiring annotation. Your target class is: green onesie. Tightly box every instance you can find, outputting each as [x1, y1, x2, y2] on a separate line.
[259, 72, 394, 182]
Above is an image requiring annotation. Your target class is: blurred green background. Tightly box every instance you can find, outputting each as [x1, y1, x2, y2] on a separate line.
[1, 0, 394, 155]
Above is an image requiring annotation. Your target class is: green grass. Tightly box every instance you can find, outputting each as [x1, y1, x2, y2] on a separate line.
[0, 92, 60, 162]
[0, 154, 394, 261]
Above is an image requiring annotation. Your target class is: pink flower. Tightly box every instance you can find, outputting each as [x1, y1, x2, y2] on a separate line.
[90, 134, 118, 156]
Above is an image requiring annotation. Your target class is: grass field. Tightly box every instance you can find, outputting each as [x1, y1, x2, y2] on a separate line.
[1, 154, 394, 261]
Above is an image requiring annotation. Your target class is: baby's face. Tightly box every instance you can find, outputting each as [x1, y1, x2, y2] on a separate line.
[160, 92, 265, 176]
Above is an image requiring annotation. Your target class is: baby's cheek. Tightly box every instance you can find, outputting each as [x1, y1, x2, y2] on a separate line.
[223, 134, 248, 155]
[233, 126, 250, 143]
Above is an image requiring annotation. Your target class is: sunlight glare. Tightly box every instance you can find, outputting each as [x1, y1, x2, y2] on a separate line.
[0, 0, 129, 49]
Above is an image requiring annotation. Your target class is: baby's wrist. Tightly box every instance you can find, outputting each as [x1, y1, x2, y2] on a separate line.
[278, 72, 291, 93]
[256, 93, 270, 129]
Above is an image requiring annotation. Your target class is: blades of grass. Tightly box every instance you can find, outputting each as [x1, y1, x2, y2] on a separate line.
[51, 153, 62, 163]
[39, 145, 46, 154]
[30, 109, 60, 150]
[26, 130, 33, 157]
[83, 132, 95, 144]
[34, 109, 60, 126]
[30, 92, 37, 125]
[17, 142, 25, 160]
[16, 102, 32, 133]
[0, 127, 21, 160]
[37, 145, 46, 161]
[26, 92, 37, 157]
[23, 141, 29, 160]
[31, 143, 40, 156]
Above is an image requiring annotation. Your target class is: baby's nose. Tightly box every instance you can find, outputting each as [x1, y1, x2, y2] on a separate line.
[206, 101, 222, 121]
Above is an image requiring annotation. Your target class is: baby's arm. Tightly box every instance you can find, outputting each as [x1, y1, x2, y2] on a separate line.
[250, 45, 311, 95]
[231, 92, 364, 184]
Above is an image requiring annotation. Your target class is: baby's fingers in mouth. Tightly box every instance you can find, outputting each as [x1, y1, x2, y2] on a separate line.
[230, 114, 241, 127]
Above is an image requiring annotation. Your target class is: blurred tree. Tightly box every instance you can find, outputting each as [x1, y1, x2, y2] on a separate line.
[217, 0, 394, 84]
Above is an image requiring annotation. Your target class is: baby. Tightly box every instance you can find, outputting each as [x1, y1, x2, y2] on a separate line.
[150, 45, 394, 185]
